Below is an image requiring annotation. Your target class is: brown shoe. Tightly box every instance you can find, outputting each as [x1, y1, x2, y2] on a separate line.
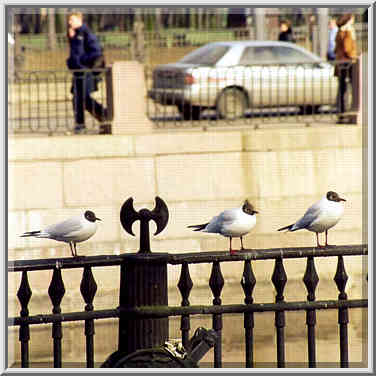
[99, 123, 112, 134]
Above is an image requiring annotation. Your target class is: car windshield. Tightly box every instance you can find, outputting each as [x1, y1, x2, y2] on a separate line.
[179, 45, 230, 65]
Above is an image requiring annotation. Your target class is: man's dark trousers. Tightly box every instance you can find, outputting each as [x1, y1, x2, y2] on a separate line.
[72, 71, 106, 126]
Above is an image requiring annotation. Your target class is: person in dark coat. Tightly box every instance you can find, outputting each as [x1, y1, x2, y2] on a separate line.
[334, 13, 357, 119]
[67, 12, 109, 134]
[278, 20, 296, 43]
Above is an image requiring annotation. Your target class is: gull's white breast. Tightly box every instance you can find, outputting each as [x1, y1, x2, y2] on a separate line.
[308, 200, 344, 233]
[205, 208, 256, 237]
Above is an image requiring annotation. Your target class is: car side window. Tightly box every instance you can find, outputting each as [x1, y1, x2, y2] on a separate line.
[239, 47, 255, 65]
[274, 46, 314, 64]
[239, 47, 277, 65]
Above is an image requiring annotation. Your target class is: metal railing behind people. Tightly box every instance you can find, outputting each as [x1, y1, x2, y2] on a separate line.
[146, 60, 359, 129]
[8, 197, 368, 368]
[8, 68, 113, 135]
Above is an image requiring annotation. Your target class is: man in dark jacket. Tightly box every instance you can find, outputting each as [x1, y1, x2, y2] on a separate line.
[278, 20, 296, 43]
[67, 12, 109, 134]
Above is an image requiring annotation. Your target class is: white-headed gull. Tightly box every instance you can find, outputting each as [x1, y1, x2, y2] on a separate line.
[21, 210, 101, 257]
[188, 200, 259, 255]
[278, 191, 346, 248]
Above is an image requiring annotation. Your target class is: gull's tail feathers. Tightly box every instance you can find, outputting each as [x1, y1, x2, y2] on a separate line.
[187, 223, 209, 232]
[277, 224, 295, 232]
[20, 230, 41, 237]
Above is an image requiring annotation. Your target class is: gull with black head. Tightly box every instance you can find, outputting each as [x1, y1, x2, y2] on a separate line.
[278, 191, 346, 248]
[188, 200, 259, 255]
[20, 210, 101, 257]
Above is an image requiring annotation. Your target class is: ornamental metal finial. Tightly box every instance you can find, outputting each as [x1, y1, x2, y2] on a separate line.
[120, 196, 169, 253]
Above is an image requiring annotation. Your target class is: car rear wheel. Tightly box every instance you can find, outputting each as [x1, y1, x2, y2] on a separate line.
[217, 88, 247, 120]
[177, 104, 202, 120]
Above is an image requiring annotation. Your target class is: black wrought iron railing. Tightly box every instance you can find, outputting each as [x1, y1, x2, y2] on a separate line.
[8, 246, 368, 368]
[8, 68, 113, 135]
[8, 197, 368, 368]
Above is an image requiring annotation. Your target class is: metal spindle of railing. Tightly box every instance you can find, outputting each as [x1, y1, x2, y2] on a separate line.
[303, 255, 319, 367]
[80, 266, 98, 368]
[177, 262, 193, 350]
[334, 255, 350, 367]
[241, 259, 256, 368]
[17, 270, 32, 368]
[271, 257, 287, 368]
[209, 261, 224, 368]
[48, 267, 65, 368]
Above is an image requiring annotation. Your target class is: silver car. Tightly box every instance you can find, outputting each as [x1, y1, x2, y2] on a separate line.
[148, 41, 339, 120]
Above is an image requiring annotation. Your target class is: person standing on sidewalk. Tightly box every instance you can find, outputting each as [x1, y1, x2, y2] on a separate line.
[334, 13, 357, 122]
[327, 18, 338, 61]
[67, 12, 110, 134]
[278, 19, 296, 43]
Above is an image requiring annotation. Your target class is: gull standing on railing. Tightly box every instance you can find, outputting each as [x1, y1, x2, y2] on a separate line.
[188, 200, 259, 255]
[278, 191, 346, 248]
[20, 210, 101, 257]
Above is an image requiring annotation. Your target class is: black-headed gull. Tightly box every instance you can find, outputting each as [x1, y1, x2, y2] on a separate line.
[278, 191, 346, 248]
[188, 200, 259, 255]
[20, 210, 101, 257]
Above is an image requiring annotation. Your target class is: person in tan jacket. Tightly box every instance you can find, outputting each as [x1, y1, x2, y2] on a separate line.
[334, 14, 357, 117]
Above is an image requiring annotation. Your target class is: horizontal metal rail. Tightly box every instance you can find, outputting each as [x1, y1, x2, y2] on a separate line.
[8, 254, 125, 272]
[9, 308, 119, 326]
[167, 244, 368, 264]
[8, 244, 368, 272]
[8, 298, 367, 326]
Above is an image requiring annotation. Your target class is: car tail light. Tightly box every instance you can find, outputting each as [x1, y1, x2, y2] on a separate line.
[184, 73, 195, 85]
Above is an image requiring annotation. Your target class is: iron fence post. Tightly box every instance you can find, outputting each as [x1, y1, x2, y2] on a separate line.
[118, 196, 169, 355]
[118, 254, 169, 355]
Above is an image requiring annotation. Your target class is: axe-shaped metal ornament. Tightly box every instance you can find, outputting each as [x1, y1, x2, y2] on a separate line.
[120, 196, 169, 253]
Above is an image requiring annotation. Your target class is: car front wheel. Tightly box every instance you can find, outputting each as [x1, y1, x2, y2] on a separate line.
[216, 88, 247, 120]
